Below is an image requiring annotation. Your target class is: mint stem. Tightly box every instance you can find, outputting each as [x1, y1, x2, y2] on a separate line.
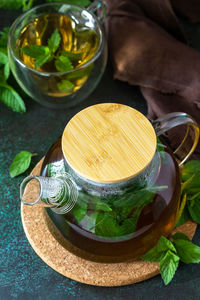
[23, 0, 34, 11]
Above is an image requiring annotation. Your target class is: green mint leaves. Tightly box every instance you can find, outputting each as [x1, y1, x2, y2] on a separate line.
[159, 251, 179, 286]
[176, 160, 200, 226]
[57, 80, 75, 93]
[21, 29, 75, 72]
[55, 55, 73, 72]
[0, 0, 31, 10]
[9, 151, 37, 177]
[142, 160, 200, 286]
[20, 45, 48, 58]
[48, 28, 61, 53]
[142, 233, 200, 285]
[0, 0, 91, 11]
[45, 0, 91, 7]
[20, 28, 92, 94]
[171, 233, 200, 264]
[141, 236, 177, 263]
[0, 28, 26, 113]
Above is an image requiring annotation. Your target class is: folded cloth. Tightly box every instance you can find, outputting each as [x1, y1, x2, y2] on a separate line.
[104, 0, 200, 158]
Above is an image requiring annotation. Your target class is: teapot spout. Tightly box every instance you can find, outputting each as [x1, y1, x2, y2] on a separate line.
[20, 174, 78, 214]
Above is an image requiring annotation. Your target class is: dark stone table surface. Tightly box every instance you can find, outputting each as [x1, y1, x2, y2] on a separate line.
[1, 6, 200, 300]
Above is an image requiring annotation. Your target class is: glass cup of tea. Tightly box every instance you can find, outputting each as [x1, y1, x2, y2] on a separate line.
[8, 1, 107, 109]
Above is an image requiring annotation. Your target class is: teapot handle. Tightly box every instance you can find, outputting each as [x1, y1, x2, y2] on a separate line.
[86, 0, 107, 23]
[152, 112, 199, 166]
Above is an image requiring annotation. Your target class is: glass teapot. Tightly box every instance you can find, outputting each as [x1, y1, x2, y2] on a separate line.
[20, 103, 199, 262]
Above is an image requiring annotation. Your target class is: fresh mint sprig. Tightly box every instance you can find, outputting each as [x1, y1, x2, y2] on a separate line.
[45, 0, 91, 7]
[0, 28, 26, 113]
[9, 151, 37, 177]
[142, 160, 200, 285]
[0, 0, 34, 11]
[0, 0, 91, 11]
[142, 233, 200, 285]
[176, 160, 200, 226]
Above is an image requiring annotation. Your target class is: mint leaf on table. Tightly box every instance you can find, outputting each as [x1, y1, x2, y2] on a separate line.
[171, 232, 190, 241]
[160, 251, 179, 285]
[142, 232, 200, 285]
[173, 239, 200, 263]
[48, 28, 61, 53]
[175, 160, 200, 226]
[45, 0, 91, 7]
[187, 195, 200, 224]
[0, 0, 26, 10]
[0, 0, 35, 11]
[142, 236, 177, 262]
[181, 160, 200, 181]
[0, 27, 26, 113]
[55, 55, 73, 72]
[0, 51, 10, 80]
[141, 236, 179, 285]
[57, 79, 74, 93]
[175, 205, 190, 227]
[9, 151, 37, 178]
[0, 83, 26, 113]
[0, 27, 9, 48]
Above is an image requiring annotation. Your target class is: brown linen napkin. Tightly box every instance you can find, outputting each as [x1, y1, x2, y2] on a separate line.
[104, 0, 200, 158]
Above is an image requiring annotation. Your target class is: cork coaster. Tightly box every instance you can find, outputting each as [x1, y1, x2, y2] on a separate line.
[21, 159, 197, 287]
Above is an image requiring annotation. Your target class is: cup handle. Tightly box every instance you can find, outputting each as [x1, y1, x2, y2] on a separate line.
[152, 112, 199, 166]
[86, 0, 107, 23]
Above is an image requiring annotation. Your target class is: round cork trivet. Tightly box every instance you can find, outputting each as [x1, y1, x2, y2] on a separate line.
[62, 103, 157, 183]
[21, 159, 197, 287]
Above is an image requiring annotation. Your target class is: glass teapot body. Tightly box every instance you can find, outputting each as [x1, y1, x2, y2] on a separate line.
[39, 138, 180, 262]
[20, 103, 199, 262]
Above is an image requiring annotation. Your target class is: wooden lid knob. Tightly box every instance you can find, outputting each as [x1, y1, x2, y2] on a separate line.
[62, 103, 157, 183]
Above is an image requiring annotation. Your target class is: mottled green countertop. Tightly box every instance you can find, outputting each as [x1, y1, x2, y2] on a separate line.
[1, 7, 200, 300]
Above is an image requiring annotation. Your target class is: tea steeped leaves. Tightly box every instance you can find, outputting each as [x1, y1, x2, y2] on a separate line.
[48, 28, 61, 53]
[55, 55, 73, 72]
[20, 45, 47, 58]
[57, 80, 75, 93]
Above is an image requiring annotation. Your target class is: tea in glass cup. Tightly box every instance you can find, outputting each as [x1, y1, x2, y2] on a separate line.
[8, 2, 107, 109]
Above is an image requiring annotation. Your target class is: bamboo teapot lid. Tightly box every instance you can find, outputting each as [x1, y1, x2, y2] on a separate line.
[62, 103, 157, 183]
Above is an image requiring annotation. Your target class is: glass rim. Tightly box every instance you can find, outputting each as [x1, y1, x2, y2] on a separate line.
[8, 1, 104, 77]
